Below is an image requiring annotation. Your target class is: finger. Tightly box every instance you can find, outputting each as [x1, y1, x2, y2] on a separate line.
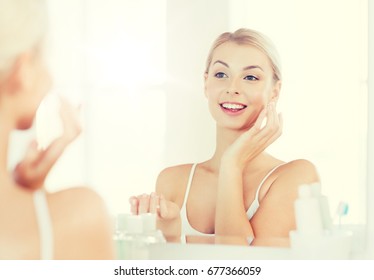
[149, 192, 159, 214]
[32, 139, 65, 178]
[279, 112, 283, 131]
[270, 102, 280, 129]
[159, 194, 169, 219]
[261, 112, 283, 148]
[129, 196, 139, 215]
[23, 140, 40, 162]
[265, 102, 276, 128]
[138, 193, 150, 214]
[13, 162, 32, 188]
[59, 97, 82, 142]
[254, 103, 279, 140]
[253, 107, 268, 131]
[13, 140, 46, 189]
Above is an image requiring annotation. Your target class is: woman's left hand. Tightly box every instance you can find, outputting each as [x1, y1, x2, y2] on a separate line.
[221, 102, 283, 170]
[13, 97, 81, 190]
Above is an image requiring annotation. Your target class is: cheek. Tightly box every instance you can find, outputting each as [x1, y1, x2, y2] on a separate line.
[248, 91, 267, 109]
[247, 81, 275, 107]
[18, 68, 51, 130]
[206, 78, 227, 94]
[38, 65, 51, 96]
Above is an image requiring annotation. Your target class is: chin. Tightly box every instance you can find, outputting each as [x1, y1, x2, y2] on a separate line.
[217, 117, 254, 131]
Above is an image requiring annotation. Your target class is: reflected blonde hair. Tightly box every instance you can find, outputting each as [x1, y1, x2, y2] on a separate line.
[205, 28, 282, 82]
[0, 0, 47, 80]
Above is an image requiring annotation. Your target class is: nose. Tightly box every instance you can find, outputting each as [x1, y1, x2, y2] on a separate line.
[225, 77, 241, 95]
[226, 89, 239, 95]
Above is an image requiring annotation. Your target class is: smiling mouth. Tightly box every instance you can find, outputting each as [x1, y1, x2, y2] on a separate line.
[220, 102, 247, 112]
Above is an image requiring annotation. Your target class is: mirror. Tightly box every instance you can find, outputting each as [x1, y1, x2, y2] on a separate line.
[9, 0, 368, 237]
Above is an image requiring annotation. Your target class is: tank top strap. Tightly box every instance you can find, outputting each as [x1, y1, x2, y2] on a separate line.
[182, 163, 198, 207]
[33, 189, 54, 260]
[246, 163, 286, 220]
[254, 163, 286, 201]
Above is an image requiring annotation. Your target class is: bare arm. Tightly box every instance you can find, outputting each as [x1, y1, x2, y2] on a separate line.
[215, 102, 282, 236]
[129, 167, 184, 237]
[251, 160, 320, 238]
[215, 164, 254, 236]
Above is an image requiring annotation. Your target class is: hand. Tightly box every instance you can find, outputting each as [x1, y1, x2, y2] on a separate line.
[129, 192, 180, 220]
[222, 102, 283, 169]
[13, 97, 82, 190]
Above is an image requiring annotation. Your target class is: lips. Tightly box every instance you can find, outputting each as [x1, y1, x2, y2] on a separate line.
[220, 102, 247, 113]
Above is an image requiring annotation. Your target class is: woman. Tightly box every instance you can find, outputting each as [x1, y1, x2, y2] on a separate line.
[0, 0, 114, 259]
[130, 28, 319, 239]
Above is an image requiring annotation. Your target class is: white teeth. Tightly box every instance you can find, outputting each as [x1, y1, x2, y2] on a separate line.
[221, 103, 245, 110]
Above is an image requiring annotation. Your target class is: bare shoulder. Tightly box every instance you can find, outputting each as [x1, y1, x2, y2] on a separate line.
[278, 159, 320, 184]
[267, 159, 320, 198]
[156, 164, 194, 204]
[251, 159, 320, 237]
[49, 186, 108, 220]
[48, 186, 115, 259]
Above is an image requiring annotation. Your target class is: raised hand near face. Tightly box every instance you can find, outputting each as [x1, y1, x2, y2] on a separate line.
[13, 97, 82, 190]
[221, 102, 283, 170]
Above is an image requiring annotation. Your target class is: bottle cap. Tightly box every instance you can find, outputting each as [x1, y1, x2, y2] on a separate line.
[298, 184, 312, 198]
[116, 213, 130, 231]
[310, 182, 322, 196]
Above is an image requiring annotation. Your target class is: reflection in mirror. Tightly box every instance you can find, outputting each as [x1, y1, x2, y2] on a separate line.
[8, 0, 368, 252]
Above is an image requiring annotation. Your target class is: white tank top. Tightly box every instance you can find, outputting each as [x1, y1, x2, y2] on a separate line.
[33, 189, 53, 259]
[180, 163, 283, 236]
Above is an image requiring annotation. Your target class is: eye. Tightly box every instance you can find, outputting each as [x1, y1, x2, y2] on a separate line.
[214, 72, 228, 79]
[244, 75, 258, 81]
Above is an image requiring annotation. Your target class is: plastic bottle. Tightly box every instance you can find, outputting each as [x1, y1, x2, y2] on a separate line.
[290, 184, 352, 259]
[294, 184, 324, 236]
[113, 213, 166, 260]
[113, 213, 128, 259]
[310, 182, 333, 230]
[141, 213, 166, 244]
[125, 214, 150, 259]
[113, 214, 149, 259]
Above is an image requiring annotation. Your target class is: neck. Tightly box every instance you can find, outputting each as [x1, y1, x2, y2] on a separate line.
[207, 125, 271, 173]
[214, 125, 242, 157]
[207, 126, 246, 171]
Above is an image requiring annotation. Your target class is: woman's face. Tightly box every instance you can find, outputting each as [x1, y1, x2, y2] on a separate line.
[204, 42, 280, 131]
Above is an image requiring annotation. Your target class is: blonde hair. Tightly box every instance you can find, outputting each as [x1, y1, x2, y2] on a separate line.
[0, 0, 47, 80]
[205, 28, 282, 82]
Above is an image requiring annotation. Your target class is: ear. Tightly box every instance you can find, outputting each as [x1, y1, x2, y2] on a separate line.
[203, 72, 208, 98]
[270, 80, 281, 104]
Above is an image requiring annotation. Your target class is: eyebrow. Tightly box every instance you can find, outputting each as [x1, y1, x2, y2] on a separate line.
[213, 60, 264, 72]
